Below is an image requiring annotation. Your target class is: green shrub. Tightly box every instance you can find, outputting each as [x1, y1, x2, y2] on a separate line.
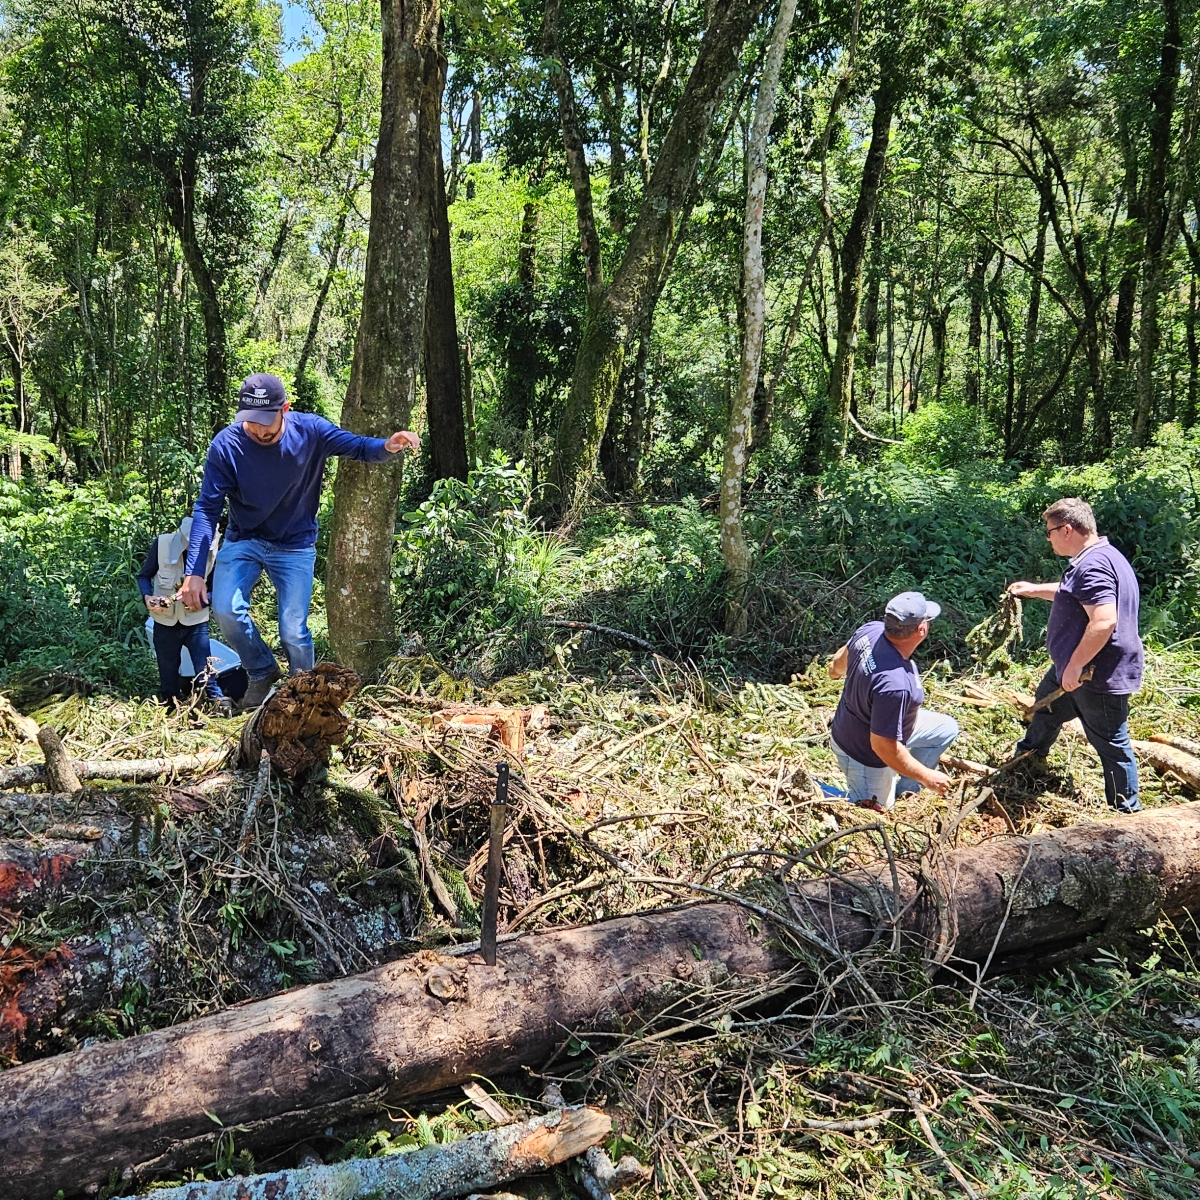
[0, 476, 157, 688]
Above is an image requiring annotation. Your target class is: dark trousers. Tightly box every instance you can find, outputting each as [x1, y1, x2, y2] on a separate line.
[1016, 667, 1140, 812]
[152, 621, 225, 702]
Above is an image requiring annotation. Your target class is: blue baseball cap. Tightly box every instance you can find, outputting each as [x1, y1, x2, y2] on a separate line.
[235, 373, 287, 425]
[885, 591, 941, 625]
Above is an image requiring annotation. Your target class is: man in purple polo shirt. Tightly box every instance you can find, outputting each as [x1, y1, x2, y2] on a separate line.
[179, 373, 419, 711]
[1008, 497, 1143, 813]
[828, 592, 958, 813]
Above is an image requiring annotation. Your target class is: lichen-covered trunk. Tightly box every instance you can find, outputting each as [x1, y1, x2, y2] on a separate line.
[826, 74, 897, 457]
[326, 0, 441, 675]
[6, 805, 1200, 1198]
[720, 0, 799, 635]
[543, 0, 766, 518]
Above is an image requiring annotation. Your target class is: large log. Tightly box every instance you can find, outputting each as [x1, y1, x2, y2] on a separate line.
[3, 803, 1200, 1199]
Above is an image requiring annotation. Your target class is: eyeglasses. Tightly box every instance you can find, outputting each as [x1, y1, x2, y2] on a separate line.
[1045, 524, 1069, 539]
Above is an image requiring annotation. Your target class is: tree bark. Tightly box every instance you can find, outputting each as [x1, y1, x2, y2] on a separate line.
[720, 0, 799, 635]
[326, 0, 441, 676]
[6, 804, 1200, 1198]
[826, 72, 898, 457]
[0, 903, 779, 1198]
[35, 727, 81, 797]
[423, 27, 470, 484]
[543, 0, 767, 517]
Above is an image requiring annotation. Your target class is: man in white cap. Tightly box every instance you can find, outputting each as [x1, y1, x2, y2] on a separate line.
[138, 516, 231, 715]
[179, 372, 419, 711]
[827, 591, 958, 812]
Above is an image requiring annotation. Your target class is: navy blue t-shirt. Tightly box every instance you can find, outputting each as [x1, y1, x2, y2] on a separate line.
[830, 621, 925, 769]
[1046, 537, 1143, 694]
[185, 412, 392, 577]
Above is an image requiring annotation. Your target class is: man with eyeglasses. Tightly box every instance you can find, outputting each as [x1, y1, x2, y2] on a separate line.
[1008, 497, 1143, 813]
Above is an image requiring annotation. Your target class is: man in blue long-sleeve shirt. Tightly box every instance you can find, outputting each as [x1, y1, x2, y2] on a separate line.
[181, 373, 419, 710]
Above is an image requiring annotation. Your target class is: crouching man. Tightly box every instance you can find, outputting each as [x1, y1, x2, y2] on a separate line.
[828, 592, 958, 812]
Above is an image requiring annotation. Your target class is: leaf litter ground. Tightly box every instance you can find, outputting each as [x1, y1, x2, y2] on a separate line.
[2, 641, 1200, 1199]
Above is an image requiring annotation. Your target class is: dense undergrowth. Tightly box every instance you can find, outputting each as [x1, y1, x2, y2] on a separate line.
[0, 426, 1194, 693]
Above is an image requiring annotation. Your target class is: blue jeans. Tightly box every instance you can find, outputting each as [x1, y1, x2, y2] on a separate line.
[150, 621, 225, 702]
[212, 539, 316, 681]
[1016, 668, 1140, 812]
[831, 708, 959, 809]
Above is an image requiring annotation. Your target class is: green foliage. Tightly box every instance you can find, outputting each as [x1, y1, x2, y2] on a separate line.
[394, 453, 576, 665]
[0, 475, 157, 688]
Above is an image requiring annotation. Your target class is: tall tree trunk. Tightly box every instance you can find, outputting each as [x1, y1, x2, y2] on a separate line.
[825, 72, 898, 457]
[466, 86, 482, 200]
[249, 203, 295, 335]
[860, 215, 883, 404]
[501, 197, 540, 434]
[327, 0, 441, 675]
[424, 37, 469, 483]
[1134, 0, 1184, 446]
[293, 199, 350, 401]
[1186, 271, 1199, 429]
[965, 241, 991, 407]
[720, 0, 798, 635]
[1016, 192, 1049, 432]
[544, 0, 767, 517]
[164, 158, 228, 432]
[543, 0, 603, 299]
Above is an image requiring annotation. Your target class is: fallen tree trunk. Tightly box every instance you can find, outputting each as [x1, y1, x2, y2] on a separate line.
[238, 662, 361, 777]
[3, 803, 1200, 1199]
[1133, 740, 1200, 791]
[114, 1106, 611, 1200]
[1150, 733, 1200, 759]
[0, 750, 228, 791]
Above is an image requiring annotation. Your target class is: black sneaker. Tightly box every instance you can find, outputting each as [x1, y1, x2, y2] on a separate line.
[213, 697, 235, 719]
[237, 665, 282, 713]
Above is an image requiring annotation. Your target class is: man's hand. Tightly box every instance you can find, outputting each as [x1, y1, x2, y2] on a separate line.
[180, 575, 208, 612]
[1061, 661, 1085, 692]
[923, 769, 952, 796]
[145, 595, 170, 613]
[1008, 580, 1059, 602]
[385, 430, 420, 454]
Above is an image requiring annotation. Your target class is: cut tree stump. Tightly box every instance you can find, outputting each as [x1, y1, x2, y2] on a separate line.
[4, 803, 1200, 1199]
[238, 662, 362, 777]
[112, 1106, 611, 1200]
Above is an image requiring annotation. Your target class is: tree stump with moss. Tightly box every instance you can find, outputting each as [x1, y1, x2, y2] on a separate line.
[238, 663, 362, 778]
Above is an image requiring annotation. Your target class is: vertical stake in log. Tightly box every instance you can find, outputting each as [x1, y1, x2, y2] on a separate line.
[481, 761, 509, 966]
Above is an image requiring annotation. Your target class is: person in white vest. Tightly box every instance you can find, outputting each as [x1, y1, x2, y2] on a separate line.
[137, 516, 231, 716]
